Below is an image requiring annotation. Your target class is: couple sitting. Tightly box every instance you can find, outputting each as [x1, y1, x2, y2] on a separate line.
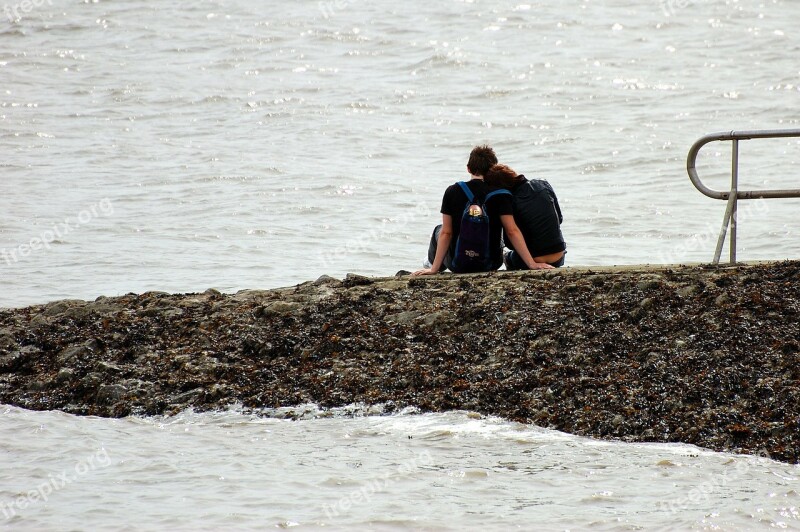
[413, 145, 566, 276]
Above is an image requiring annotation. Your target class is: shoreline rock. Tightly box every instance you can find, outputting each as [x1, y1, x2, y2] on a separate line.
[1, 262, 799, 463]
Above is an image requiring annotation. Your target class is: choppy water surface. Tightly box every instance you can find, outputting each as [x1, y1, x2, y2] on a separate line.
[2, 0, 800, 307]
[1, 406, 798, 530]
[3, 1, 800, 529]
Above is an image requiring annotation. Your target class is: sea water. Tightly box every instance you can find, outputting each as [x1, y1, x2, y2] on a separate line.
[1, 406, 798, 530]
[2, 0, 800, 529]
[2, 0, 800, 307]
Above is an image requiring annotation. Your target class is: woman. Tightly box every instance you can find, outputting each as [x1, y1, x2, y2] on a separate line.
[484, 164, 566, 269]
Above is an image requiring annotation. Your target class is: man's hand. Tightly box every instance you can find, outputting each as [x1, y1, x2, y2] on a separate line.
[412, 268, 439, 276]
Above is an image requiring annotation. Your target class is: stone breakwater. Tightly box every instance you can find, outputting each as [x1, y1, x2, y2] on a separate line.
[1, 262, 799, 463]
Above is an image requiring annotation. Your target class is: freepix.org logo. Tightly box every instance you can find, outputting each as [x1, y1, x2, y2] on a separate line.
[3, 0, 53, 22]
[1, 198, 114, 267]
[658, 0, 703, 17]
[1, 448, 112, 521]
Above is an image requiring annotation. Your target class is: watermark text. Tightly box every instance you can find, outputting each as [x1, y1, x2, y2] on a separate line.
[1, 448, 111, 521]
[3, 0, 53, 22]
[322, 450, 433, 520]
[1, 198, 114, 267]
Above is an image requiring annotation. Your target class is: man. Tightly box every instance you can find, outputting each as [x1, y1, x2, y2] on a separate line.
[413, 145, 552, 276]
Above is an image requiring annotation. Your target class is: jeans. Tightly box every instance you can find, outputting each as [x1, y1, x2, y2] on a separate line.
[505, 249, 566, 270]
[426, 225, 454, 271]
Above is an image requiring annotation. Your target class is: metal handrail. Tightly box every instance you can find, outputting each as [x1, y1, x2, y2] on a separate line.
[686, 128, 800, 264]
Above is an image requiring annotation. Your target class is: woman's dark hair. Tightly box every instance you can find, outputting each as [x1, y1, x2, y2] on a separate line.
[467, 145, 498, 177]
[485, 164, 523, 189]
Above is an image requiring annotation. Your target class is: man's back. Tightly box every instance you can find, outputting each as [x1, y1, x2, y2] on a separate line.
[441, 180, 512, 270]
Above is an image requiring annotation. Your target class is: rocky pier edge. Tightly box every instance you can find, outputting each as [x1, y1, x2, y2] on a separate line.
[1, 261, 799, 463]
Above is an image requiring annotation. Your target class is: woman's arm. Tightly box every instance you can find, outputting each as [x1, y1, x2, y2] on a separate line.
[413, 214, 453, 276]
[500, 215, 553, 270]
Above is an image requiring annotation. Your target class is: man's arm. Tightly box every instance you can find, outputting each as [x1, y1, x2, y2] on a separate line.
[413, 214, 453, 276]
[500, 215, 553, 270]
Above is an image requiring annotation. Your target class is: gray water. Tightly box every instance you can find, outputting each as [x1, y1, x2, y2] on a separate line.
[2, 0, 799, 308]
[2, 0, 800, 529]
[1, 405, 799, 530]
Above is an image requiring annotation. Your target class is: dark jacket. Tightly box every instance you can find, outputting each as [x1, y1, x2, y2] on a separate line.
[505, 176, 566, 257]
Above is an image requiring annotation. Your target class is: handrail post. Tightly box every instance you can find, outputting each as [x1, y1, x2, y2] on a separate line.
[714, 193, 736, 264]
[730, 139, 739, 263]
[686, 128, 800, 264]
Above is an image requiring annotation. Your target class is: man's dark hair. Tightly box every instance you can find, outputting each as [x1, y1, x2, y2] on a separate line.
[467, 145, 498, 177]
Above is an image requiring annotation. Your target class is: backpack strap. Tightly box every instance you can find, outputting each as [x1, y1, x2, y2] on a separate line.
[485, 189, 512, 201]
[457, 181, 474, 203]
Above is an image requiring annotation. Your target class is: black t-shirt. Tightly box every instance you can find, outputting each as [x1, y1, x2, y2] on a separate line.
[440, 179, 513, 266]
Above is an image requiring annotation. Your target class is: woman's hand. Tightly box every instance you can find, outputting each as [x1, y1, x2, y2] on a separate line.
[412, 268, 439, 276]
[527, 262, 554, 270]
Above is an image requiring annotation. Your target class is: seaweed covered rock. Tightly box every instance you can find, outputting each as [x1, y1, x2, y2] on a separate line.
[1, 261, 799, 463]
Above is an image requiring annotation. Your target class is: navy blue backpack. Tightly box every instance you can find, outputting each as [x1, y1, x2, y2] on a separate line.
[451, 182, 511, 273]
